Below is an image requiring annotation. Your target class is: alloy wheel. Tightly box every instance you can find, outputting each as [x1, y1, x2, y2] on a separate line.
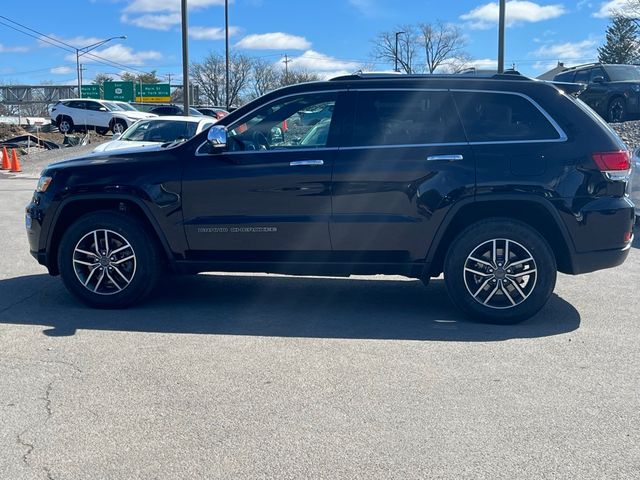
[463, 238, 537, 310]
[72, 229, 137, 295]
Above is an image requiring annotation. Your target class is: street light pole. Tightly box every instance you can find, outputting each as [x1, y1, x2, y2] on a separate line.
[498, 0, 506, 73]
[181, 0, 190, 113]
[225, 0, 230, 110]
[76, 36, 127, 98]
[395, 31, 405, 73]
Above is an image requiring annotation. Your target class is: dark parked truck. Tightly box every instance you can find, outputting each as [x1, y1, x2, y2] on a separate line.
[554, 63, 640, 122]
[26, 73, 636, 323]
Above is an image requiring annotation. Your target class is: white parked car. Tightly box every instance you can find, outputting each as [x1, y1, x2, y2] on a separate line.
[631, 148, 640, 223]
[92, 116, 216, 153]
[50, 99, 156, 135]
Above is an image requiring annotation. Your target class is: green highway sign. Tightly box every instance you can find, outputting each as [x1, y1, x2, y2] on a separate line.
[134, 83, 171, 103]
[81, 85, 101, 99]
[103, 81, 135, 102]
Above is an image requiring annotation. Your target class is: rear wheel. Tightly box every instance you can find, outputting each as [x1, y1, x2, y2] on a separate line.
[58, 116, 74, 134]
[58, 211, 161, 308]
[95, 127, 109, 135]
[444, 219, 556, 324]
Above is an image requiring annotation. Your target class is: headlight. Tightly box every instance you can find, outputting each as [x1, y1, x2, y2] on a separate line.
[36, 176, 52, 193]
[633, 84, 640, 92]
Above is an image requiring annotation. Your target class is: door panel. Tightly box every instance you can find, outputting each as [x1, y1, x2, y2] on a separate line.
[330, 89, 475, 261]
[182, 150, 334, 252]
[182, 90, 345, 255]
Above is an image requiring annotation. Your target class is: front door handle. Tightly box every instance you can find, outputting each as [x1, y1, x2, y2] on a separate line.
[426, 154, 464, 162]
[290, 160, 324, 166]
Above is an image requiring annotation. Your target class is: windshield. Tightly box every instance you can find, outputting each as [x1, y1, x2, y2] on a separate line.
[114, 102, 138, 111]
[189, 107, 204, 116]
[103, 101, 124, 111]
[120, 119, 199, 142]
[605, 65, 640, 81]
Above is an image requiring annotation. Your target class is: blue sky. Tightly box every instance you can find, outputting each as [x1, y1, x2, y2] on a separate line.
[0, 0, 627, 85]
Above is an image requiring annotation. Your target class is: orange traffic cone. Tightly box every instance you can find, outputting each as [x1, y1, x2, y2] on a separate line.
[10, 149, 22, 173]
[1, 146, 10, 170]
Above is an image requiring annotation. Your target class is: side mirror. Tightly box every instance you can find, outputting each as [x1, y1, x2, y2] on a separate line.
[99, 107, 108, 112]
[592, 76, 605, 84]
[207, 125, 227, 148]
[112, 133, 122, 140]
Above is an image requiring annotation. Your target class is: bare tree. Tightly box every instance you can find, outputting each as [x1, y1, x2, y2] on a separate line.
[190, 52, 253, 106]
[92, 73, 114, 86]
[372, 25, 420, 73]
[420, 22, 468, 74]
[190, 53, 225, 105]
[281, 69, 321, 86]
[251, 58, 281, 99]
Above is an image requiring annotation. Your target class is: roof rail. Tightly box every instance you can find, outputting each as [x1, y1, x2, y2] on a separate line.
[330, 69, 531, 82]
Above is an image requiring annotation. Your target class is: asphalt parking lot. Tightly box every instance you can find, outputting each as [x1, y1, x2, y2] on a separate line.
[1, 175, 639, 480]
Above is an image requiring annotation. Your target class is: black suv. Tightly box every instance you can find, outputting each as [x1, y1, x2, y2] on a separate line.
[26, 74, 635, 323]
[554, 63, 640, 122]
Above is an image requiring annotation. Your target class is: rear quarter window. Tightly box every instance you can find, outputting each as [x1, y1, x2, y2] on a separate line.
[453, 92, 561, 142]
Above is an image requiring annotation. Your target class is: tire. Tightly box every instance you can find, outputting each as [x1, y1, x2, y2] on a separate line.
[95, 127, 109, 135]
[58, 211, 161, 309]
[443, 218, 557, 324]
[111, 119, 128, 135]
[58, 116, 74, 134]
[607, 97, 627, 123]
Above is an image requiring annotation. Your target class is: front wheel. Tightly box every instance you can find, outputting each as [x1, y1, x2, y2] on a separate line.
[58, 211, 161, 308]
[444, 219, 557, 324]
[607, 97, 627, 123]
[111, 119, 128, 135]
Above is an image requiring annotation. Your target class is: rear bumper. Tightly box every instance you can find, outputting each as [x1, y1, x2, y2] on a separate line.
[569, 238, 633, 274]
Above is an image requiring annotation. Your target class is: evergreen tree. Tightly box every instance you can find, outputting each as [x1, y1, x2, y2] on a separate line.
[598, 16, 640, 64]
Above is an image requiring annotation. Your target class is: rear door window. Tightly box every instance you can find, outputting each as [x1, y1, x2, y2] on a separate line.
[453, 92, 561, 142]
[350, 90, 466, 146]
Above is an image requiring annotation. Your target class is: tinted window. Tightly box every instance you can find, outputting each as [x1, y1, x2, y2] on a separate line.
[150, 106, 176, 115]
[453, 92, 560, 142]
[553, 71, 575, 82]
[590, 67, 607, 82]
[351, 90, 465, 146]
[604, 65, 640, 81]
[67, 101, 86, 110]
[574, 69, 591, 84]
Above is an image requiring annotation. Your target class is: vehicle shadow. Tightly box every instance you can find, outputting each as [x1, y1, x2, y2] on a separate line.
[0, 273, 580, 341]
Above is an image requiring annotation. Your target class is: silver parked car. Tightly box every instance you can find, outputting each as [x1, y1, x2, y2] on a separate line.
[631, 148, 640, 223]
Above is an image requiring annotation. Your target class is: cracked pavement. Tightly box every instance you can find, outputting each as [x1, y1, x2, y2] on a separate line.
[1, 177, 639, 479]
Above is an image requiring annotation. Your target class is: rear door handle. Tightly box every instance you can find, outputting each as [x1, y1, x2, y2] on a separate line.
[426, 154, 464, 162]
[290, 160, 324, 166]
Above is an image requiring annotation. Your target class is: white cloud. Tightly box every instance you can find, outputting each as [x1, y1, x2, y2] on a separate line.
[468, 58, 499, 70]
[236, 33, 311, 50]
[189, 26, 240, 40]
[123, 0, 225, 13]
[122, 0, 225, 30]
[532, 38, 598, 61]
[0, 43, 29, 53]
[461, 1, 566, 29]
[39, 35, 106, 49]
[66, 44, 162, 66]
[284, 50, 361, 79]
[50, 66, 73, 74]
[593, 0, 628, 17]
[120, 13, 181, 31]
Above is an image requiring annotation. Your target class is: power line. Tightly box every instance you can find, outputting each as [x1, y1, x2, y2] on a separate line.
[0, 15, 151, 76]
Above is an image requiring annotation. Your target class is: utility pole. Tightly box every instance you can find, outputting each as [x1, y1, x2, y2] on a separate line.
[181, 0, 190, 113]
[225, 0, 230, 110]
[283, 54, 291, 83]
[394, 31, 405, 73]
[498, 0, 506, 73]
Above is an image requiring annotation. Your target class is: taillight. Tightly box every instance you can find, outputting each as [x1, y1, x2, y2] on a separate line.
[592, 151, 631, 181]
